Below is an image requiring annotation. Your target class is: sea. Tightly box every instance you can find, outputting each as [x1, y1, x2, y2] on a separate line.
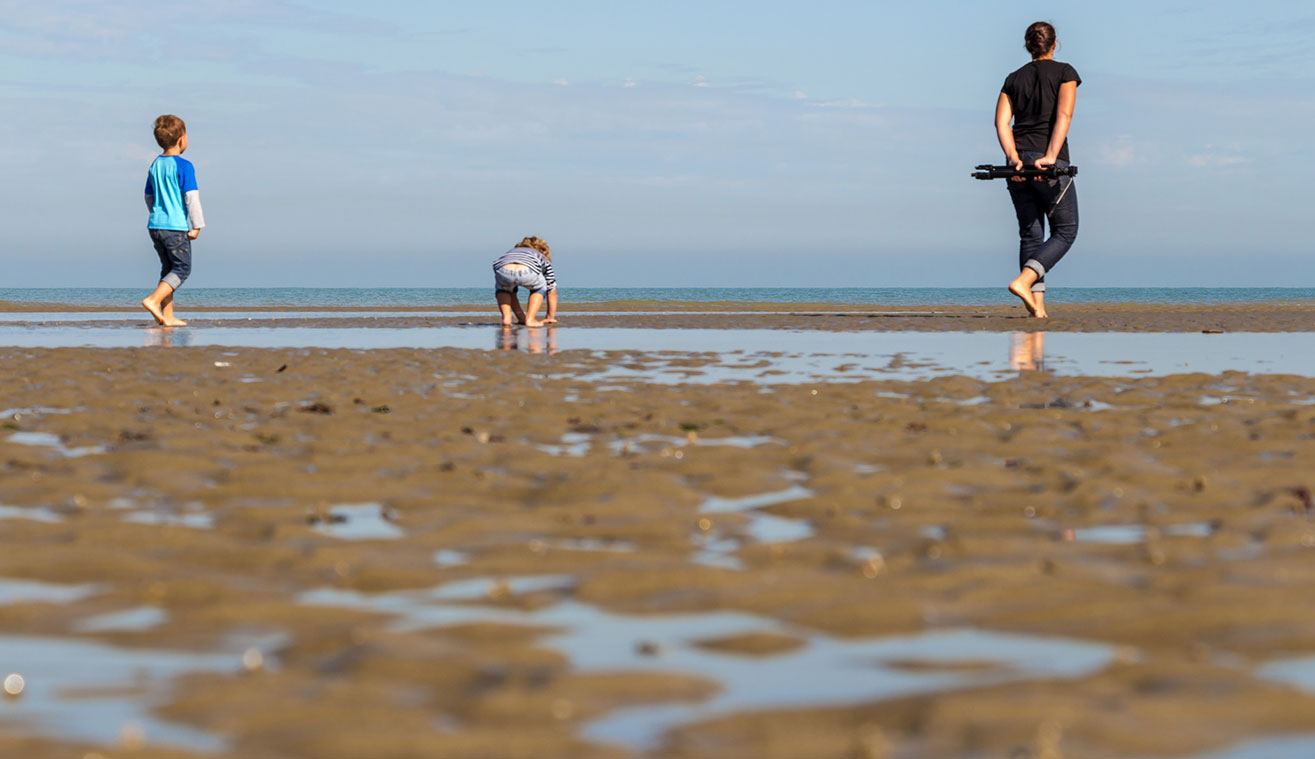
[2, 287, 1314, 308]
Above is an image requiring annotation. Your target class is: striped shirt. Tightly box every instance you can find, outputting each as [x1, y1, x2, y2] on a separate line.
[493, 247, 556, 291]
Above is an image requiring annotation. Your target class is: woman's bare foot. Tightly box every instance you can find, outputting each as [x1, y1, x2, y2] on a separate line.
[1007, 278, 1039, 316]
[524, 318, 544, 327]
[142, 298, 167, 325]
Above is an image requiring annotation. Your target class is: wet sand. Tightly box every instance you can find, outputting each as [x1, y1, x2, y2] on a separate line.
[4, 343, 1315, 757]
[2, 299, 1314, 332]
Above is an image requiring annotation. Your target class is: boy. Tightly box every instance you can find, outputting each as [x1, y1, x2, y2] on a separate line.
[142, 114, 205, 326]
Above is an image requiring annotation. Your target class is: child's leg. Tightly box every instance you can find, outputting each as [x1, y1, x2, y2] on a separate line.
[142, 281, 173, 325]
[496, 291, 522, 326]
[509, 289, 527, 324]
[160, 290, 187, 326]
[524, 291, 545, 327]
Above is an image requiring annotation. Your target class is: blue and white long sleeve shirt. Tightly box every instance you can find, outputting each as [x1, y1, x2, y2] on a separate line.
[145, 155, 205, 231]
[492, 247, 556, 291]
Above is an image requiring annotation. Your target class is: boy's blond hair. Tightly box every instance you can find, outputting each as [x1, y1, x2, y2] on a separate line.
[153, 114, 187, 150]
[516, 236, 551, 260]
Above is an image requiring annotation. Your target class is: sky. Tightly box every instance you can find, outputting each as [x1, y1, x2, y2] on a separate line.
[1, 1, 1312, 289]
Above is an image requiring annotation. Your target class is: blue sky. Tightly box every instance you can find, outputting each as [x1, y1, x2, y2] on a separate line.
[1, 1, 1311, 288]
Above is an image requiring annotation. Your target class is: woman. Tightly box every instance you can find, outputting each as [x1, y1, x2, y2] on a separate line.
[996, 21, 1080, 318]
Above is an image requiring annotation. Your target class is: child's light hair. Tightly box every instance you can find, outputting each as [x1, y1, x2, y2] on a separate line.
[516, 236, 551, 260]
[153, 114, 187, 150]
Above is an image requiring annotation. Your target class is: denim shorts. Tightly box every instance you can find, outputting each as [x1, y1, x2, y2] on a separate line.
[494, 265, 548, 296]
[149, 229, 192, 289]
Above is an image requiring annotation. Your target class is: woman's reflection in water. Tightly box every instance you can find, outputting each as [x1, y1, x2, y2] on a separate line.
[496, 326, 557, 355]
[1010, 331, 1045, 371]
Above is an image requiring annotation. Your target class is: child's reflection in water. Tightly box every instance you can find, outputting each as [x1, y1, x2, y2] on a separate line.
[496, 326, 557, 355]
[1010, 331, 1045, 371]
[144, 327, 192, 348]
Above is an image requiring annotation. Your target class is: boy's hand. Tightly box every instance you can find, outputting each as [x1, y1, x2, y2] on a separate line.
[188, 229, 200, 240]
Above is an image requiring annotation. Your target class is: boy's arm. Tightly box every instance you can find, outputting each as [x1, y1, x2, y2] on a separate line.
[178, 160, 206, 230]
[144, 177, 155, 211]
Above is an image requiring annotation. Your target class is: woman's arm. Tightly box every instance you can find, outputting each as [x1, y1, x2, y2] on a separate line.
[1036, 81, 1077, 169]
[995, 93, 1022, 170]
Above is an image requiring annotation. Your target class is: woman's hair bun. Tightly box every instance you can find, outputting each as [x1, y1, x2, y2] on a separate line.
[1025, 21, 1056, 58]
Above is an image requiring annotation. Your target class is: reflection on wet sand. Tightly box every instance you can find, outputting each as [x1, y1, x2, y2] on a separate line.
[144, 327, 191, 348]
[1010, 330, 1045, 371]
[496, 325, 557, 354]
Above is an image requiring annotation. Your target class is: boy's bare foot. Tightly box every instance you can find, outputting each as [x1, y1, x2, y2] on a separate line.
[163, 317, 188, 327]
[1007, 278, 1039, 316]
[142, 298, 166, 325]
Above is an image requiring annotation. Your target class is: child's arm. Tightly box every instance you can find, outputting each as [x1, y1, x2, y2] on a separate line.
[179, 160, 205, 236]
[542, 257, 558, 321]
[144, 177, 155, 211]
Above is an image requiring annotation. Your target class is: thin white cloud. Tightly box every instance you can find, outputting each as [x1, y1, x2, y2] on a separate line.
[813, 97, 879, 109]
[551, 77, 570, 86]
[1094, 135, 1137, 166]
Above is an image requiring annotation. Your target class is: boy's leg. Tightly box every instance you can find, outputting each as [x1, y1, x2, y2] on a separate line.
[142, 281, 173, 325]
[144, 231, 190, 326]
[496, 291, 517, 326]
[524, 291, 545, 327]
[160, 290, 186, 326]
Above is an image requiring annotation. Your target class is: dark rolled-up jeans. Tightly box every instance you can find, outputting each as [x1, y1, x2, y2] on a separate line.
[1006, 152, 1078, 292]
[149, 228, 192, 290]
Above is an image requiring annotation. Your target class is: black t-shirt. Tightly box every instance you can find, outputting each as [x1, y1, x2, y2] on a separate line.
[1001, 59, 1081, 162]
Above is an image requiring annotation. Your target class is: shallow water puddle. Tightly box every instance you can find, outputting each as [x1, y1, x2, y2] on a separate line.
[694, 486, 817, 568]
[74, 605, 168, 633]
[1063, 521, 1217, 545]
[0, 504, 64, 523]
[432, 549, 471, 567]
[1258, 655, 1315, 698]
[539, 432, 779, 458]
[122, 509, 215, 529]
[700, 486, 814, 515]
[0, 634, 234, 752]
[311, 503, 404, 540]
[0, 406, 72, 418]
[1196, 734, 1315, 759]
[7, 327, 1315, 381]
[6, 431, 105, 458]
[298, 584, 1114, 752]
[0, 579, 96, 605]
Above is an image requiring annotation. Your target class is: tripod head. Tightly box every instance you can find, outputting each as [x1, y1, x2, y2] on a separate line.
[972, 164, 1078, 181]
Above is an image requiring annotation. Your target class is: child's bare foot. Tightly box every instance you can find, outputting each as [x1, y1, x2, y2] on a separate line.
[524, 318, 544, 327]
[142, 298, 166, 325]
[1007, 278, 1039, 316]
[163, 317, 188, 327]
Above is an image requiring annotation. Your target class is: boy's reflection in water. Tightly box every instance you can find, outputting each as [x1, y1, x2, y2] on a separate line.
[496, 326, 557, 355]
[144, 327, 193, 348]
[1010, 331, 1045, 371]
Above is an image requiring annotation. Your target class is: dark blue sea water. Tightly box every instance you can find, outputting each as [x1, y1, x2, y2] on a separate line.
[3, 287, 1314, 308]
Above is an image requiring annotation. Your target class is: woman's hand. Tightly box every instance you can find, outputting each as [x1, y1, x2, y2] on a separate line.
[1034, 155, 1058, 170]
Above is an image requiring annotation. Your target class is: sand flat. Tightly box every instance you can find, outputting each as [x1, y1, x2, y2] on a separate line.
[3, 340, 1315, 757]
